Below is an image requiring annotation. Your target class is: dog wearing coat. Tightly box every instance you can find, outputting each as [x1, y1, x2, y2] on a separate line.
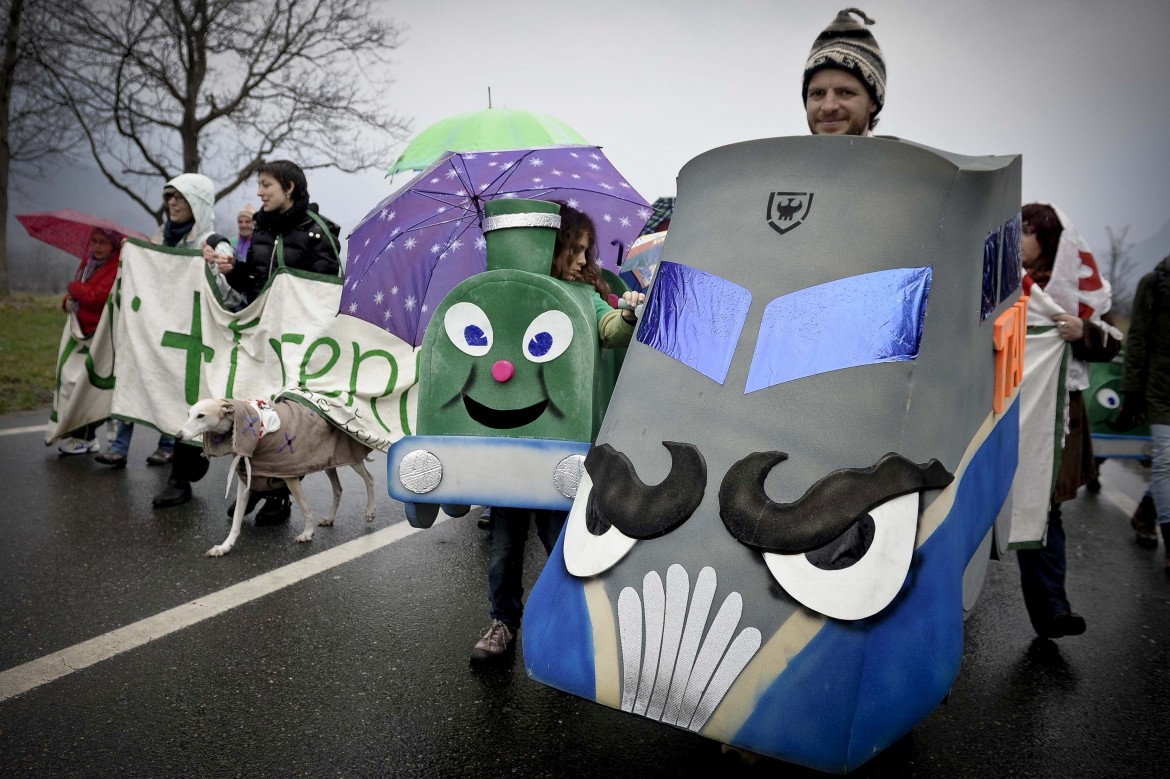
[177, 397, 376, 557]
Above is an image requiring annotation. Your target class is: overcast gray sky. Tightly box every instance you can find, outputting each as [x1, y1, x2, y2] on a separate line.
[11, 0, 1170, 274]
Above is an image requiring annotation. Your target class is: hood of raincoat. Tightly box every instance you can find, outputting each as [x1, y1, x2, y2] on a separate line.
[155, 172, 217, 249]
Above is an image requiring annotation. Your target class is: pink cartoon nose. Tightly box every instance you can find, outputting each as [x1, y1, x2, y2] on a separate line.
[491, 360, 515, 382]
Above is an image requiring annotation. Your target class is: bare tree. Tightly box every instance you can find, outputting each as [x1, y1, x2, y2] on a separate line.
[0, 0, 83, 299]
[41, 0, 410, 223]
[1104, 225, 1138, 318]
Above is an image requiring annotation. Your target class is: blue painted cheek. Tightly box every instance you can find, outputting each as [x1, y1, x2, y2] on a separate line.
[528, 332, 553, 358]
[464, 325, 488, 347]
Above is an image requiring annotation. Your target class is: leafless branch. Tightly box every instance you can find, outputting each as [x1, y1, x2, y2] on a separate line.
[35, 0, 411, 220]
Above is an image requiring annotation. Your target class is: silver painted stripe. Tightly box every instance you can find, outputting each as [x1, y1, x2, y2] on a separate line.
[481, 213, 562, 233]
[617, 587, 643, 713]
[645, 564, 689, 721]
[632, 570, 665, 716]
[688, 627, 762, 732]
[677, 590, 742, 728]
[662, 566, 716, 727]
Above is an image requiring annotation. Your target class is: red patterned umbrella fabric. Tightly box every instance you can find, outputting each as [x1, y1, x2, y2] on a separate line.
[16, 209, 150, 260]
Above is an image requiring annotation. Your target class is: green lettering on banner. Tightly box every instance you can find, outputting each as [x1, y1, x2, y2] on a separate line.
[350, 342, 398, 434]
[269, 334, 306, 388]
[51, 337, 79, 423]
[400, 350, 423, 437]
[84, 347, 115, 390]
[161, 292, 215, 404]
[301, 338, 341, 397]
[225, 317, 262, 398]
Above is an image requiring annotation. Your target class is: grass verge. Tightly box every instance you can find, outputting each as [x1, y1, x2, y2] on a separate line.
[0, 294, 62, 414]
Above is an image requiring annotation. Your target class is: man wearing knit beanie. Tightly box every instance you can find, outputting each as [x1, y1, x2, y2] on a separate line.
[803, 8, 886, 136]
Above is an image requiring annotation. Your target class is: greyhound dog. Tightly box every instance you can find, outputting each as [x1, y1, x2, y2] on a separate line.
[176, 398, 376, 557]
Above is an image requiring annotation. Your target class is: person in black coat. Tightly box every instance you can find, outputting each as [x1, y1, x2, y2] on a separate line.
[207, 159, 343, 522]
[213, 159, 342, 303]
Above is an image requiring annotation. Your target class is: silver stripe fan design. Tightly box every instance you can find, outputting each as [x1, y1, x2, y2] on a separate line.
[617, 564, 762, 732]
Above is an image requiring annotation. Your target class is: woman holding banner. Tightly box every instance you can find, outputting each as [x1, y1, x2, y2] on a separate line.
[208, 159, 342, 523]
[57, 228, 121, 456]
[1016, 203, 1122, 639]
[144, 174, 232, 507]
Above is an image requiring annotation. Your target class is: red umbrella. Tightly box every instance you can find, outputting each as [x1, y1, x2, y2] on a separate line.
[16, 209, 150, 260]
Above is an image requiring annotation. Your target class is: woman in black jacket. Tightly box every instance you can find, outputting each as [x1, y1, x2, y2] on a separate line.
[209, 159, 342, 522]
[214, 159, 342, 303]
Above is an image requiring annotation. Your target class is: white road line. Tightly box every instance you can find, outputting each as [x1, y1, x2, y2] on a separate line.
[1097, 483, 1139, 518]
[0, 515, 448, 703]
[0, 424, 48, 437]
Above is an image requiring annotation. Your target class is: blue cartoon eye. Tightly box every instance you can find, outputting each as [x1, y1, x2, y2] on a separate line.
[522, 310, 573, 363]
[464, 325, 488, 347]
[1096, 388, 1121, 410]
[444, 302, 493, 357]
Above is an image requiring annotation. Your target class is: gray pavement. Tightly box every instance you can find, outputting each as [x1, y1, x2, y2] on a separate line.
[1, 407, 1168, 778]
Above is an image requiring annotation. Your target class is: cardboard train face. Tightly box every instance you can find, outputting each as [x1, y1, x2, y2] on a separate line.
[1087, 358, 1153, 462]
[522, 137, 1025, 773]
[388, 199, 611, 525]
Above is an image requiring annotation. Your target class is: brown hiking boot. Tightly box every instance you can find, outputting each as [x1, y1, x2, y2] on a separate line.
[470, 620, 515, 663]
[1132, 494, 1158, 549]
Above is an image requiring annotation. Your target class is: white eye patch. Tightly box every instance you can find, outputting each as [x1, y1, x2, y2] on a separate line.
[444, 301, 493, 356]
[563, 471, 637, 577]
[762, 492, 919, 620]
[522, 310, 573, 363]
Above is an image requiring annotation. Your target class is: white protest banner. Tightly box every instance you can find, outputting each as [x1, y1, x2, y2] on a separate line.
[45, 306, 117, 444]
[1007, 327, 1069, 548]
[110, 239, 418, 451]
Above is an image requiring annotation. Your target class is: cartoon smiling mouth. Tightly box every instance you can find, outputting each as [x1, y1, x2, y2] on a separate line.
[462, 393, 549, 429]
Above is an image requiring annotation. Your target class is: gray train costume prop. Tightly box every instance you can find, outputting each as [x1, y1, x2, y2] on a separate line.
[521, 136, 1024, 773]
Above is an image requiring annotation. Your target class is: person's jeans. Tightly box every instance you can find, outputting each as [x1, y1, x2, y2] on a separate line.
[486, 507, 568, 632]
[1017, 502, 1070, 632]
[1150, 423, 1170, 526]
[109, 421, 175, 457]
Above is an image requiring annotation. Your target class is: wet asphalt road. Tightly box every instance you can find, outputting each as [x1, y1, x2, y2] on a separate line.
[1, 406, 1168, 778]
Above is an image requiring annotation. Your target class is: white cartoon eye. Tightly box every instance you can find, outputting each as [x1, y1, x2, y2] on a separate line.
[444, 302, 493, 356]
[762, 492, 919, 620]
[563, 470, 638, 577]
[1096, 387, 1121, 410]
[521, 310, 574, 363]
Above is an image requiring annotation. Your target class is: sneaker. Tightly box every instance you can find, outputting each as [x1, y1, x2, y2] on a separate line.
[146, 448, 174, 466]
[95, 451, 128, 468]
[470, 619, 515, 662]
[58, 437, 100, 455]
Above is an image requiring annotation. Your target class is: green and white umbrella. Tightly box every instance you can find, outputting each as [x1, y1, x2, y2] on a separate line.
[388, 106, 587, 177]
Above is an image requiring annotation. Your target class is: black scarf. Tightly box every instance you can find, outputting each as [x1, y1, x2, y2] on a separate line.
[162, 217, 195, 247]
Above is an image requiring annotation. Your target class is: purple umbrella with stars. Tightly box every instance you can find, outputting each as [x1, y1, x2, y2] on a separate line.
[340, 145, 652, 346]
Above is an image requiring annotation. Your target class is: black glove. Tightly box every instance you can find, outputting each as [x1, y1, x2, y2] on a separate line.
[1112, 391, 1147, 431]
[205, 232, 232, 249]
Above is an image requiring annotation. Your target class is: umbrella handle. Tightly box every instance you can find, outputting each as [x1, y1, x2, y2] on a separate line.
[610, 239, 626, 267]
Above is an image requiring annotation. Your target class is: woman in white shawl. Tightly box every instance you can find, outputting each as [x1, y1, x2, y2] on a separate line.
[1017, 203, 1122, 640]
[99, 173, 235, 509]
